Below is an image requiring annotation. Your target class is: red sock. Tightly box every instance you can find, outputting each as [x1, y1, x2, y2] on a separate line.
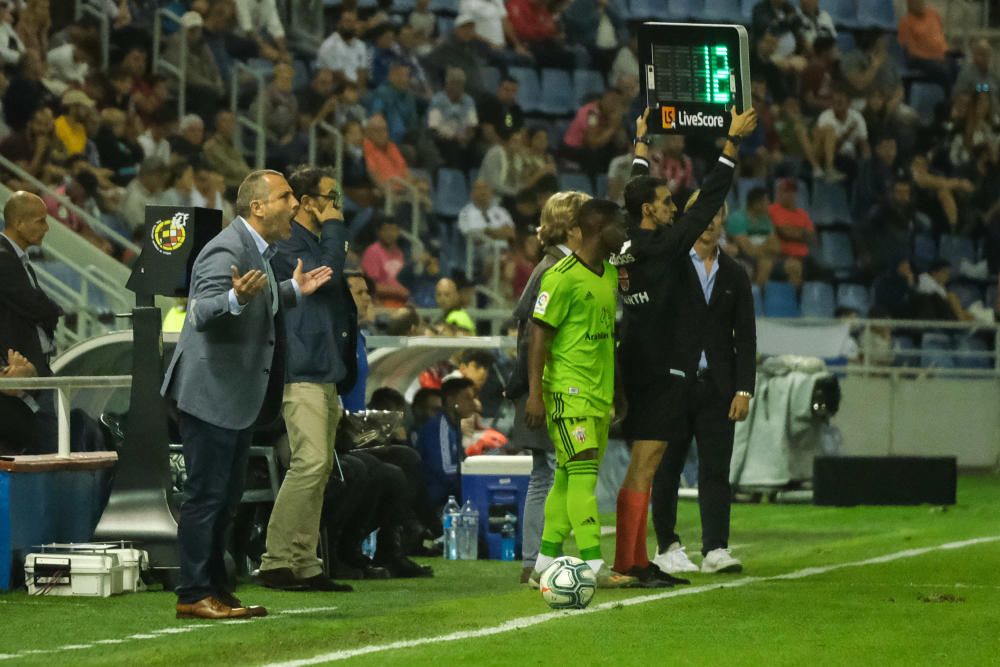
[614, 488, 649, 574]
[633, 491, 651, 568]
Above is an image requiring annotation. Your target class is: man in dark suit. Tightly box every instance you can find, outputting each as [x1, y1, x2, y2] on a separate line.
[256, 165, 357, 592]
[0, 192, 62, 454]
[161, 169, 333, 620]
[651, 198, 756, 576]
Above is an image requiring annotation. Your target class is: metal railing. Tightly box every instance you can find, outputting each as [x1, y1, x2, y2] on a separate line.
[383, 175, 424, 251]
[0, 375, 131, 457]
[73, 0, 111, 70]
[464, 234, 507, 309]
[0, 153, 139, 255]
[231, 62, 268, 170]
[307, 120, 344, 183]
[152, 8, 187, 120]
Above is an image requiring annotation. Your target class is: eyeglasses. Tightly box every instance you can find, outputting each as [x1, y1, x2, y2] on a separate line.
[307, 190, 342, 209]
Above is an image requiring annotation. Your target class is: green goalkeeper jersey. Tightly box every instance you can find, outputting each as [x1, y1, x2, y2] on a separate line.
[532, 253, 618, 418]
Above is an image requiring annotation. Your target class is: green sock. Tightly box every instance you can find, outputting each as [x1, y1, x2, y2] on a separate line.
[565, 458, 602, 562]
[540, 466, 570, 558]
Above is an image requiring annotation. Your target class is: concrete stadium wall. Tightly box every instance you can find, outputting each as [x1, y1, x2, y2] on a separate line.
[833, 375, 1000, 468]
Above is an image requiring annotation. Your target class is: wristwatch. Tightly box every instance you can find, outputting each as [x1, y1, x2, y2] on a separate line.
[736, 391, 752, 398]
[726, 134, 743, 146]
[634, 136, 652, 146]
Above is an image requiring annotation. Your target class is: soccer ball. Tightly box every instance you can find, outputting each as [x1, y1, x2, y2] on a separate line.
[539, 556, 596, 609]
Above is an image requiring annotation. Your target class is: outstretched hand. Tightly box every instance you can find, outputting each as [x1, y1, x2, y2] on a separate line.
[293, 258, 333, 296]
[231, 265, 268, 305]
[729, 106, 758, 138]
[635, 107, 650, 140]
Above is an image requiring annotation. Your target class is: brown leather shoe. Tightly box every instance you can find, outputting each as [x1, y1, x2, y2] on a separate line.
[175, 596, 253, 620]
[217, 592, 268, 617]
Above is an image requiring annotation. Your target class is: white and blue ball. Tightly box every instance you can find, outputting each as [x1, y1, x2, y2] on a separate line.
[539, 556, 596, 609]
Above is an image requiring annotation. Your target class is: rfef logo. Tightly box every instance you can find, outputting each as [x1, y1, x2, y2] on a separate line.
[151, 212, 189, 255]
[661, 106, 676, 129]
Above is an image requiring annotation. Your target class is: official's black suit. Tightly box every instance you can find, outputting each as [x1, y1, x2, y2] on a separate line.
[0, 233, 62, 454]
[651, 248, 757, 556]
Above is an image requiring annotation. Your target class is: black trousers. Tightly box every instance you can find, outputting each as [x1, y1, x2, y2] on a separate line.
[651, 373, 735, 556]
[176, 411, 252, 603]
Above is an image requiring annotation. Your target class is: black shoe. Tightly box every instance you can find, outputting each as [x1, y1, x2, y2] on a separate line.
[302, 574, 354, 592]
[379, 556, 434, 578]
[331, 563, 365, 580]
[361, 564, 391, 579]
[629, 564, 690, 587]
[255, 567, 309, 590]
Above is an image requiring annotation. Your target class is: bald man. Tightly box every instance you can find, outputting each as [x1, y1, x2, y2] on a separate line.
[434, 277, 475, 334]
[0, 192, 62, 454]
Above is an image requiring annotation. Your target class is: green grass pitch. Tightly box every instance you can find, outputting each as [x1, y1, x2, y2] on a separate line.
[2, 474, 999, 666]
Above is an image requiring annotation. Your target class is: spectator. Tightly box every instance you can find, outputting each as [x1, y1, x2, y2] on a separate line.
[118, 46, 164, 123]
[342, 272, 374, 412]
[424, 14, 485, 96]
[137, 105, 174, 162]
[801, 35, 838, 114]
[748, 31, 794, 103]
[105, 66, 135, 111]
[562, 87, 626, 177]
[610, 32, 638, 90]
[478, 127, 529, 199]
[158, 158, 195, 208]
[563, 0, 626, 73]
[369, 24, 400, 91]
[3, 51, 49, 133]
[169, 114, 205, 165]
[16, 0, 49, 58]
[120, 156, 169, 233]
[477, 77, 524, 148]
[43, 171, 113, 254]
[201, 0, 248, 91]
[163, 12, 225, 121]
[413, 376, 477, 508]
[53, 89, 94, 157]
[317, 10, 368, 87]
[361, 218, 411, 307]
[0, 105, 59, 186]
[0, 2, 25, 68]
[407, 0, 436, 50]
[815, 86, 869, 182]
[460, 0, 532, 66]
[768, 177, 816, 287]
[341, 119, 380, 207]
[364, 113, 429, 204]
[506, 0, 575, 69]
[411, 387, 443, 430]
[333, 80, 367, 129]
[853, 135, 901, 219]
[385, 304, 425, 336]
[234, 0, 288, 62]
[842, 30, 903, 108]
[913, 259, 972, 321]
[505, 230, 542, 299]
[955, 40, 999, 106]
[458, 179, 516, 242]
[796, 0, 835, 52]
[298, 68, 337, 126]
[910, 154, 975, 233]
[453, 348, 494, 391]
[521, 126, 557, 182]
[859, 179, 929, 276]
[370, 61, 420, 145]
[202, 110, 251, 192]
[873, 256, 917, 319]
[428, 67, 480, 170]
[45, 34, 93, 97]
[649, 134, 696, 196]
[396, 24, 434, 99]
[190, 162, 226, 212]
[897, 0, 951, 92]
[773, 96, 824, 178]
[725, 186, 783, 287]
[435, 277, 476, 334]
[752, 0, 800, 56]
[94, 107, 143, 186]
[249, 62, 301, 172]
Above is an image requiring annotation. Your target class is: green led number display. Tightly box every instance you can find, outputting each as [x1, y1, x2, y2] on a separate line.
[652, 44, 732, 104]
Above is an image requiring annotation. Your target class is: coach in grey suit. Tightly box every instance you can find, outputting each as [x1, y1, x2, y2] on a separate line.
[161, 169, 332, 620]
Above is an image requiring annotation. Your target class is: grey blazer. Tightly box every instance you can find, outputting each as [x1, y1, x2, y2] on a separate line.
[161, 219, 297, 430]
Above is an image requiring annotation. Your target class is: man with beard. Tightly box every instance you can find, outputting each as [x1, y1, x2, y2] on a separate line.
[612, 106, 756, 585]
[317, 10, 369, 88]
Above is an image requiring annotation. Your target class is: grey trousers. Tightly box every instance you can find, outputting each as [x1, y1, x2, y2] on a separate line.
[521, 449, 556, 568]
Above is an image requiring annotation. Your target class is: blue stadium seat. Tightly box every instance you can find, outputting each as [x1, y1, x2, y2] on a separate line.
[763, 281, 800, 317]
[480, 66, 501, 96]
[801, 281, 835, 318]
[811, 180, 852, 226]
[539, 69, 574, 116]
[825, 0, 860, 28]
[632, 0, 696, 19]
[751, 283, 764, 314]
[436, 16, 454, 37]
[393, 0, 416, 10]
[956, 336, 992, 369]
[429, 0, 458, 13]
[938, 234, 976, 269]
[856, 0, 896, 29]
[736, 177, 765, 209]
[703, 0, 740, 21]
[433, 168, 468, 217]
[909, 82, 947, 124]
[558, 172, 595, 196]
[595, 173, 609, 198]
[912, 234, 937, 272]
[920, 332, 956, 369]
[573, 69, 606, 107]
[835, 32, 855, 55]
[836, 283, 871, 315]
[949, 282, 983, 309]
[817, 230, 855, 278]
[508, 67, 542, 113]
[892, 335, 918, 367]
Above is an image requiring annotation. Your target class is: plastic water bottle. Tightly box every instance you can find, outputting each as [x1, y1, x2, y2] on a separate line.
[459, 499, 479, 560]
[361, 529, 378, 559]
[442, 496, 461, 560]
[500, 522, 516, 561]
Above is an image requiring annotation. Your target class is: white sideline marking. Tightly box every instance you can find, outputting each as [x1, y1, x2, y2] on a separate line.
[264, 535, 1000, 667]
[0, 606, 338, 662]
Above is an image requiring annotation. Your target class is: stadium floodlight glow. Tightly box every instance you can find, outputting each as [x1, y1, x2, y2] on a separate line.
[639, 22, 752, 136]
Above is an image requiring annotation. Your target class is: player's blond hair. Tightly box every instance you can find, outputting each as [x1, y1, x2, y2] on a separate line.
[538, 190, 591, 248]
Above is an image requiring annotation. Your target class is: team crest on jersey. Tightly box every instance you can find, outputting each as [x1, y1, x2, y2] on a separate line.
[534, 291, 550, 315]
[618, 266, 630, 291]
[573, 426, 587, 443]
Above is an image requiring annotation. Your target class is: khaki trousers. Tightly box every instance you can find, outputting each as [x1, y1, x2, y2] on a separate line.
[259, 382, 341, 578]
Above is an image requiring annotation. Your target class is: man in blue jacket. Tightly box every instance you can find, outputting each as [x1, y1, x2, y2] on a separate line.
[414, 377, 478, 509]
[256, 165, 358, 592]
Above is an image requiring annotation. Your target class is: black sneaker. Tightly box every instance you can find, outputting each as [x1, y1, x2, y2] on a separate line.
[629, 563, 690, 587]
[255, 567, 309, 590]
[302, 574, 354, 592]
[381, 556, 434, 578]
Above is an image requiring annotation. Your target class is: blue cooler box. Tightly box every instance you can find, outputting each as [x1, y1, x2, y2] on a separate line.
[461, 455, 532, 560]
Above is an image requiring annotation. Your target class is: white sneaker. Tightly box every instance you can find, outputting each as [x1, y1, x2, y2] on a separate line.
[652, 542, 700, 574]
[701, 548, 743, 574]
